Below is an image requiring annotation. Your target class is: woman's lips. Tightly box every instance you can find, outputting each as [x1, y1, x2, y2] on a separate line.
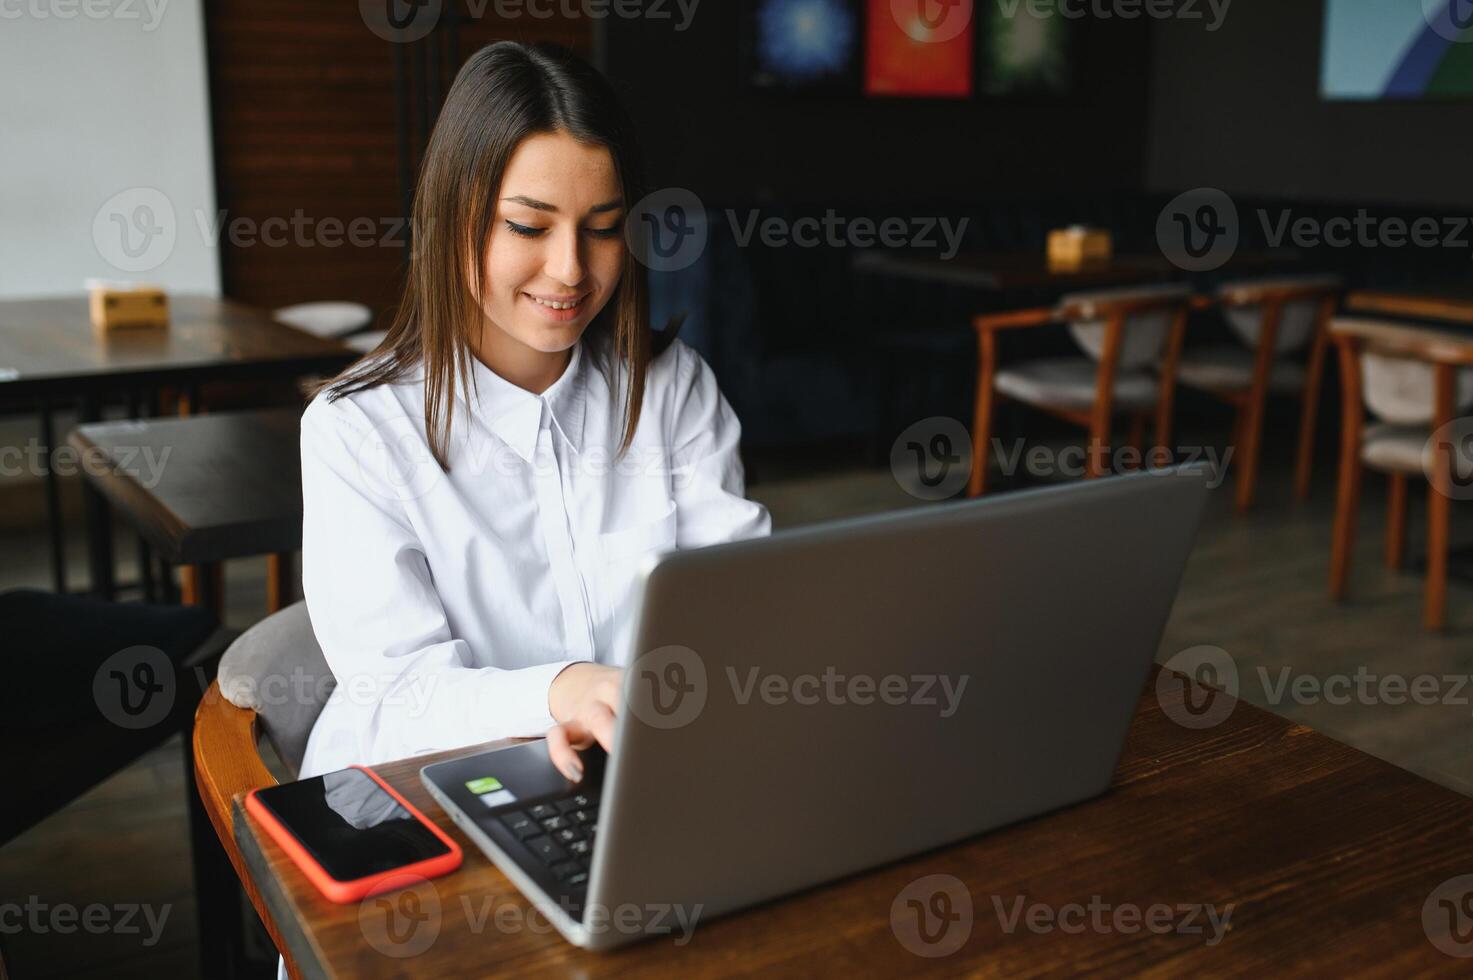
[523, 292, 588, 322]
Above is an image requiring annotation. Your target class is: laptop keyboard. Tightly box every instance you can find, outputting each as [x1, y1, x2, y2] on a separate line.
[496, 790, 598, 890]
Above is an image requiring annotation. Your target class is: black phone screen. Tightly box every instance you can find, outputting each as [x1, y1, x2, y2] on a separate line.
[252, 768, 450, 882]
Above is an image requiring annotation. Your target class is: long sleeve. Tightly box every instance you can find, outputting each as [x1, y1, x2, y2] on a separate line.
[664, 343, 772, 548]
[299, 396, 567, 767]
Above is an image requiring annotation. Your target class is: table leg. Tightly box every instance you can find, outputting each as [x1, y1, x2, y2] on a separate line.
[188, 562, 225, 622]
[77, 395, 115, 600]
[160, 558, 182, 605]
[138, 536, 157, 602]
[266, 553, 293, 612]
[39, 401, 67, 593]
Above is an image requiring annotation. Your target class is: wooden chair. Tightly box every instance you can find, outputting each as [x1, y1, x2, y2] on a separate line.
[1328, 317, 1473, 630]
[193, 600, 336, 980]
[968, 285, 1191, 496]
[1176, 277, 1341, 512]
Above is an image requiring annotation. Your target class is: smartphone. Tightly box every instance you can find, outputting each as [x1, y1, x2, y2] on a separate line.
[244, 765, 462, 903]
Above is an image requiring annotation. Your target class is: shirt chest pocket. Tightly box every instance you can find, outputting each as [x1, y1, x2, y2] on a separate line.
[597, 500, 678, 565]
[583, 501, 677, 655]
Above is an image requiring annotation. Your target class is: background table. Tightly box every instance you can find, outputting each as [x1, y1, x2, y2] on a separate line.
[233, 673, 1473, 977]
[0, 295, 352, 593]
[67, 409, 305, 614]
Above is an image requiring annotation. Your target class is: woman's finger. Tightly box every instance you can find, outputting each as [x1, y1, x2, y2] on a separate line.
[579, 700, 617, 754]
[545, 721, 592, 781]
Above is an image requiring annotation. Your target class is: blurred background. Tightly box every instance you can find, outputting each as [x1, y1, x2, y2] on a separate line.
[3, 1, 1472, 977]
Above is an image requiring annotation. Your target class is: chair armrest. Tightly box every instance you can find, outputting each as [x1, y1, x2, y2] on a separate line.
[194, 680, 276, 848]
[972, 307, 1060, 333]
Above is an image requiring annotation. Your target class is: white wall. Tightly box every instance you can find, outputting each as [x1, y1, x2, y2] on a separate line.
[0, 0, 220, 492]
[0, 0, 220, 298]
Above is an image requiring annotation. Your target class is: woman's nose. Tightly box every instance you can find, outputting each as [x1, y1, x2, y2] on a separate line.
[545, 226, 585, 286]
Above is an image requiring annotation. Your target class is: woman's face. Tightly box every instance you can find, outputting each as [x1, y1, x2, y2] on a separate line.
[476, 130, 625, 364]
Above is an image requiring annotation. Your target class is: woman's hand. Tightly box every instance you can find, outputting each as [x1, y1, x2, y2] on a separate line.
[545, 662, 625, 781]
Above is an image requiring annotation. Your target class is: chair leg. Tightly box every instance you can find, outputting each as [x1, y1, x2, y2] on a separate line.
[1294, 327, 1329, 501]
[1234, 390, 1269, 513]
[968, 332, 998, 497]
[1426, 363, 1457, 630]
[1426, 480, 1450, 630]
[1330, 336, 1364, 601]
[1330, 463, 1362, 600]
[1385, 473, 1407, 570]
[1085, 416, 1111, 479]
[1236, 305, 1281, 513]
[1127, 412, 1147, 468]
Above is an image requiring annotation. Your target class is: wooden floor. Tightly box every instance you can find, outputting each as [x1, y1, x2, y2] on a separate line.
[1, 433, 1469, 978]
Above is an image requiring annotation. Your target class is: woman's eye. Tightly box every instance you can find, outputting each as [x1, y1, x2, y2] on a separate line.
[505, 221, 545, 239]
[584, 222, 623, 240]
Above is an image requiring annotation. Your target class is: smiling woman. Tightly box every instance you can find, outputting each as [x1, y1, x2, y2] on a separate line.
[296, 41, 770, 787]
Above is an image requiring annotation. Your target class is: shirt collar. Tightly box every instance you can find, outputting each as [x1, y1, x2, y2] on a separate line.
[457, 342, 586, 464]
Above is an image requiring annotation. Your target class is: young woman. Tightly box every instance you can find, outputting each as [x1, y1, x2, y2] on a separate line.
[297, 42, 769, 785]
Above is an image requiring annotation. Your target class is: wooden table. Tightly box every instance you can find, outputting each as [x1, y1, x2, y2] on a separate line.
[0, 295, 352, 594]
[852, 251, 1179, 292]
[231, 674, 1473, 977]
[853, 250, 1303, 293]
[67, 409, 305, 614]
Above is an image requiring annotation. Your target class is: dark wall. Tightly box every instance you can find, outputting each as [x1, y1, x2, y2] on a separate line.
[1148, 0, 1473, 208]
[603, 9, 1153, 205]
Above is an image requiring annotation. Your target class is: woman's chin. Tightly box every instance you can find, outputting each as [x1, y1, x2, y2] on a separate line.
[517, 320, 587, 353]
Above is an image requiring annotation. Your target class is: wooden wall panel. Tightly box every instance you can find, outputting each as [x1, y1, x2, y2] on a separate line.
[204, 2, 597, 322]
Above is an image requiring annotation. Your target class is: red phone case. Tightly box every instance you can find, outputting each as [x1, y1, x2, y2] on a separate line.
[244, 764, 462, 904]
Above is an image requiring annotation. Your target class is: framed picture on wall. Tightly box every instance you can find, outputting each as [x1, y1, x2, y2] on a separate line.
[740, 0, 1072, 100]
[979, 2, 1071, 95]
[864, 0, 975, 98]
[742, 0, 864, 93]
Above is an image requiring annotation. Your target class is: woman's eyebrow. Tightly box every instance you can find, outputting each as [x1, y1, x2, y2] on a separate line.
[501, 195, 624, 215]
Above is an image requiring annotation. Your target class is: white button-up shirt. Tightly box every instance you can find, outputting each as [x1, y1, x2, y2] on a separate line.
[297, 338, 770, 777]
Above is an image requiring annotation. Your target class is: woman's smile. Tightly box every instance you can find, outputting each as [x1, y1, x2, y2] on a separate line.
[522, 290, 591, 322]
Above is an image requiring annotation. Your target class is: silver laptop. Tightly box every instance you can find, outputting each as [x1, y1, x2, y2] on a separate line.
[421, 466, 1210, 950]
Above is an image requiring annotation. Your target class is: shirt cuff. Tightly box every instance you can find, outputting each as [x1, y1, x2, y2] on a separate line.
[465, 659, 581, 741]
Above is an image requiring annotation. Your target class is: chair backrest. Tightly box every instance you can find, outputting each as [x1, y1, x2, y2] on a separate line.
[1219, 276, 1341, 354]
[1061, 283, 1192, 371]
[217, 600, 334, 778]
[1361, 350, 1473, 426]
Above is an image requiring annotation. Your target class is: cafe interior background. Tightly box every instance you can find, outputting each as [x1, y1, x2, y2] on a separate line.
[3, 0, 1473, 976]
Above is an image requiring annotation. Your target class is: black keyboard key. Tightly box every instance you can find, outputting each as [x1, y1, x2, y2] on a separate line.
[499, 812, 539, 839]
[565, 870, 589, 887]
[540, 815, 569, 832]
[524, 836, 567, 864]
[568, 839, 591, 857]
[549, 860, 582, 881]
[571, 793, 597, 808]
[569, 808, 595, 825]
[528, 804, 559, 821]
[555, 798, 582, 814]
[553, 827, 582, 845]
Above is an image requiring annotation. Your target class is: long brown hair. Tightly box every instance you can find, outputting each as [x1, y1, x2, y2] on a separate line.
[307, 41, 671, 469]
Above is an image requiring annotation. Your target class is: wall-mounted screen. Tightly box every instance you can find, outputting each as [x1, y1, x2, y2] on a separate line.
[1322, 0, 1473, 100]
